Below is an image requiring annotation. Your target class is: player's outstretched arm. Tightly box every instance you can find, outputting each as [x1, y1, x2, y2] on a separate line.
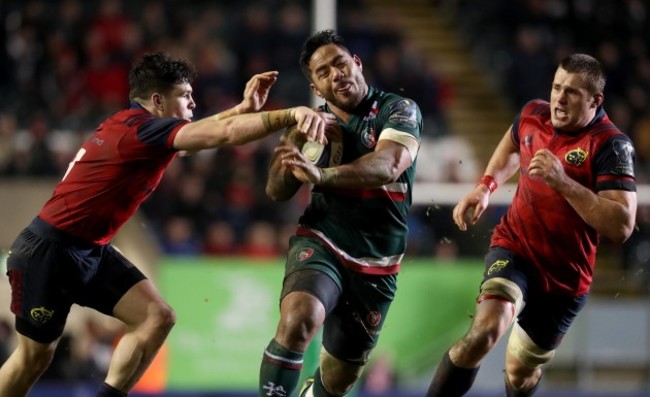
[172, 106, 331, 152]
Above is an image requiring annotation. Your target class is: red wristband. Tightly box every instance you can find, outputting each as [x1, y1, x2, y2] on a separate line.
[479, 175, 498, 194]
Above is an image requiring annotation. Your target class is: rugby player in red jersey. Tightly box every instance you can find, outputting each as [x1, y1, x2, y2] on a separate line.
[0, 52, 330, 397]
[426, 53, 638, 397]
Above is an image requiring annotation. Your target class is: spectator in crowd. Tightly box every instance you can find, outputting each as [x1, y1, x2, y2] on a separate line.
[160, 216, 202, 256]
[203, 220, 238, 256]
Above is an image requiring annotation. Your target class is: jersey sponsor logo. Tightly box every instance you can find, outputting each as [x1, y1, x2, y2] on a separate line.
[297, 248, 314, 262]
[30, 307, 54, 324]
[367, 310, 382, 327]
[262, 382, 287, 396]
[388, 99, 417, 128]
[564, 148, 588, 166]
[611, 139, 635, 177]
[487, 259, 509, 275]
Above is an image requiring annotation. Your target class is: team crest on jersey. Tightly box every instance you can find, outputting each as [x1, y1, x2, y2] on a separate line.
[388, 99, 417, 128]
[522, 135, 533, 147]
[361, 126, 377, 148]
[30, 307, 54, 324]
[487, 259, 509, 275]
[611, 139, 635, 177]
[297, 248, 314, 262]
[564, 148, 588, 166]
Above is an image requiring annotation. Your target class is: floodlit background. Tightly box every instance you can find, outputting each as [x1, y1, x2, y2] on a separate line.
[0, 0, 648, 396]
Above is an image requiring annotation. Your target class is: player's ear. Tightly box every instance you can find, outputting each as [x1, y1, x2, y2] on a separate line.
[152, 93, 164, 111]
[309, 84, 323, 98]
[592, 92, 604, 108]
[353, 54, 363, 71]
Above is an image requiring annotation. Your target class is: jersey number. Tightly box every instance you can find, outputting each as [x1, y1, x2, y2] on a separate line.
[63, 148, 86, 181]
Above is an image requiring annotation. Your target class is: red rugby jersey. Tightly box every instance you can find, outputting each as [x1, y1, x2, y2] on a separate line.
[38, 103, 188, 245]
[491, 100, 636, 296]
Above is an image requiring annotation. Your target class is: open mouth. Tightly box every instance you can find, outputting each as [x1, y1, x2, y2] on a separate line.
[554, 108, 567, 119]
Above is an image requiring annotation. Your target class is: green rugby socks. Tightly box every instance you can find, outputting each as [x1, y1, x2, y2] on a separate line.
[259, 339, 304, 397]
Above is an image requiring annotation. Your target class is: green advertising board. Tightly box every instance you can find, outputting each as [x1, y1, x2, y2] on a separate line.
[159, 258, 483, 391]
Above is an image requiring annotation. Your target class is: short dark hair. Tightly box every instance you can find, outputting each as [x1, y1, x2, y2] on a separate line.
[559, 53, 606, 94]
[299, 29, 350, 79]
[128, 52, 197, 101]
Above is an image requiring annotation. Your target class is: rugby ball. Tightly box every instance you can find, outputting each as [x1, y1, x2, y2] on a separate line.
[288, 126, 343, 168]
[301, 141, 326, 166]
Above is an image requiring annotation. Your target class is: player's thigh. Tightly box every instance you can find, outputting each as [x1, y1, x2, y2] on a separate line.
[518, 291, 588, 351]
[76, 245, 157, 327]
[323, 271, 397, 365]
[281, 236, 343, 315]
[14, 332, 59, 363]
[112, 279, 173, 328]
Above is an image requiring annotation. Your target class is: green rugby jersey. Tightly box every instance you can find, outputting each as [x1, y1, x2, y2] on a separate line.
[296, 87, 422, 275]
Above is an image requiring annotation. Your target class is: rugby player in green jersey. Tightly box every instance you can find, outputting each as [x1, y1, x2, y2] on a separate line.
[258, 30, 423, 397]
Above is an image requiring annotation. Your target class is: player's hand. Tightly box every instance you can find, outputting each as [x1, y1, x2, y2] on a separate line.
[528, 148, 567, 190]
[276, 143, 322, 185]
[291, 106, 335, 145]
[238, 71, 279, 113]
[452, 185, 490, 231]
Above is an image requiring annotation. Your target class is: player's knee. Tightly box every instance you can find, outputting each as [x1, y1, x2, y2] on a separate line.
[507, 324, 555, 369]
[278, 293, 325, 345]
[505, 365, 542, 394]
[320, 348, 364, 396]
[463, 322, 502, 355]
[279, 314, 321, 346]
[149, 301, 176, 334]
[466, 278, 523, 350]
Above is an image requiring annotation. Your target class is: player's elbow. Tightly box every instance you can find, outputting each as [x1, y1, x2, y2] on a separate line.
[619, 225, 636, 244]
[265, 183, 292, 202]
[373, 149, 411, 184]
[266, 187, 287, 202]
[605, 221, 635, 244]
[379, 161, 404, 184]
